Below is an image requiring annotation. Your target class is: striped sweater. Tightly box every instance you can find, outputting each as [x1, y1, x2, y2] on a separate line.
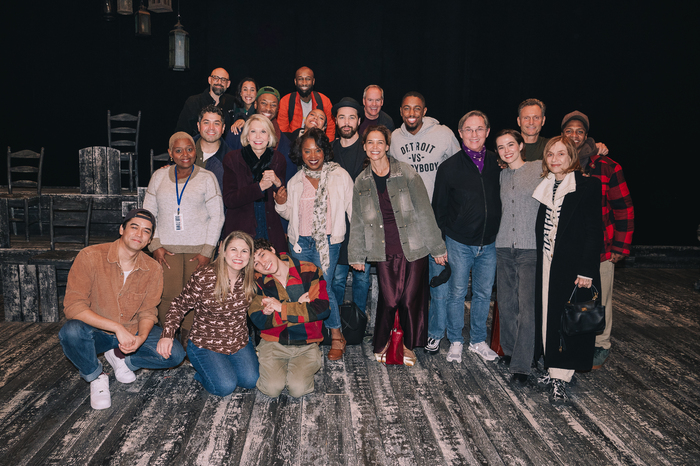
[249, 254, 330, 345]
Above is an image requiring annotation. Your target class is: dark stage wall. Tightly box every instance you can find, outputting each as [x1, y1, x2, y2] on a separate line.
[1, 1, 698, 246]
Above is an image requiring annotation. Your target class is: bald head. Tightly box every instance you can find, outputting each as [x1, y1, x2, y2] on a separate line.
[294, 66, 315, 97]
[208, 68, 230, 98]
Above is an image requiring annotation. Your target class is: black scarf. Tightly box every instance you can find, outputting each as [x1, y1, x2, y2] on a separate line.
[242, 145, 274, 201]
[578, 137, 598, 173]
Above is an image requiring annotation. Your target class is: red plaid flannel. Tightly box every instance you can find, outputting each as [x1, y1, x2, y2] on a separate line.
[588, 154, 634, 261]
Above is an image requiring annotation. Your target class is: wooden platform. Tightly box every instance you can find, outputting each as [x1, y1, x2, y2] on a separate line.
[1, 268, 699, 465]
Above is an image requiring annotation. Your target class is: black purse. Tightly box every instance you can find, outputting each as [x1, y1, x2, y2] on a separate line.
[321, 302, 368, 346]
[561, 285, 606, 337]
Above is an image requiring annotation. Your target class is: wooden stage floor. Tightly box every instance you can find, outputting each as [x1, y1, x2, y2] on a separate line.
[0, 268, 699, 465]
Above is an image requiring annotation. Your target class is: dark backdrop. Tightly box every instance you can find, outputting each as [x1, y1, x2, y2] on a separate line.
[2, 1, 698, 246]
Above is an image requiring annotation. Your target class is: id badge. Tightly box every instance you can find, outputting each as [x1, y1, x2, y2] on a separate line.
[174, 213, 184, 231]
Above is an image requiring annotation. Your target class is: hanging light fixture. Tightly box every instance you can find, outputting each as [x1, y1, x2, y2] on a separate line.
[103, 0, 116, 20]
[169, 1, 189, 71]
[117, 0, 133, 15]
[135, 2, 151, 36]
[148, 0, 173, 13]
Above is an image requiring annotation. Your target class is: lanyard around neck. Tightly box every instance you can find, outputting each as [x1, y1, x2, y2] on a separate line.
[175, 166, 194, 215]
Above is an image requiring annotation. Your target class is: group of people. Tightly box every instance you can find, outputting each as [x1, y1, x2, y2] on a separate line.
[58, 66, 634, 410]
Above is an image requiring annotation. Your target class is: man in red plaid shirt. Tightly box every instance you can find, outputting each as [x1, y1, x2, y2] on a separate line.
[562, 111, 634, 369]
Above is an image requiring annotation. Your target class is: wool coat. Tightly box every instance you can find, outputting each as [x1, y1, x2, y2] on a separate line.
[534, 171, 603, 371]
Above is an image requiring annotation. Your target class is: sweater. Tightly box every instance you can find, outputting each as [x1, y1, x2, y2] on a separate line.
[388, 116, 460, 201]
[162, 265, 249, 355]
[144, 164, 224, 258]
[249, 254, 330, 345]
[495, 161, 542, 250]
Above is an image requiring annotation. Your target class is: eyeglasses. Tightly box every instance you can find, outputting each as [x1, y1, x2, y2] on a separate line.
[210, 75, 229, 83]
[461, 127, 486, 135]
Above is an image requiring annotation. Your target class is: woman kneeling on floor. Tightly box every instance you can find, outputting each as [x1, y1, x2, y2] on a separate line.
[157, 231, 260, 396]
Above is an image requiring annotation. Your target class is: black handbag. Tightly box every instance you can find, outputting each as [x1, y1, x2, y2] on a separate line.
[561, 285, 606, 337]
[321, 302, 368, 346]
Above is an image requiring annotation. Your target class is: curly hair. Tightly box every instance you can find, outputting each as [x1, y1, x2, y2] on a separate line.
[290, 127, 334, 167]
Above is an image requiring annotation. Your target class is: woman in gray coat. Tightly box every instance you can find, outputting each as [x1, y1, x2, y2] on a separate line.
[348, 125, 447, 366]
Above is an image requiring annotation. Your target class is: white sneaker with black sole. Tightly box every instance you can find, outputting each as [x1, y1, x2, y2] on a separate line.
[105, 349, 136, 383]
[424, 337, 441, 354]
[468, 341, 498, 361]
[446, 342, 463, 363]
[90, 373, 111, 410]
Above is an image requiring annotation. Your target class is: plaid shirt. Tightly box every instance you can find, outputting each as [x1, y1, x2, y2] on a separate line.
[249, 254, 330, 345]
[588, 154, 634, 261]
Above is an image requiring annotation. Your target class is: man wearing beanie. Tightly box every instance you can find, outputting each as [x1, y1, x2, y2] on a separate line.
[58, 209, 185, 410]
[562, 110, 635, 369]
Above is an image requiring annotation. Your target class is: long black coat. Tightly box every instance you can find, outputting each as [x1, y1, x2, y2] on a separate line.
[534, 171, 603, 371]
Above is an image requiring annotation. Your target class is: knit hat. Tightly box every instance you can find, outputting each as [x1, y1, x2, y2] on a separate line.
[561, 111, 590, 133]
[256, 86, 280, 101]
[332, 96, 363, 117]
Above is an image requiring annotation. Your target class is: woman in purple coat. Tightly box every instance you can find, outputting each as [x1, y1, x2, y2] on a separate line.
[222, 114, 288, 254]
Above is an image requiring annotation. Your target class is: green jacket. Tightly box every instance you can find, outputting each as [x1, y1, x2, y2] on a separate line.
[348, 157, 446, 264]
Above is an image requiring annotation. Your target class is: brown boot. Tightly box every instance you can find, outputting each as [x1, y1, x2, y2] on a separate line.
[327, 333, 347, 361]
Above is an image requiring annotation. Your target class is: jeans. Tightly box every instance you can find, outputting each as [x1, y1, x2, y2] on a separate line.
[58, 320, 185, 382]
[427, 254, 451, 341]
[496, 247, 536, 375]
[445, 236, 497, 345]
[332, 263, 371, 312]
[186, 337, 259, 397]
[290, 235, 341, 329]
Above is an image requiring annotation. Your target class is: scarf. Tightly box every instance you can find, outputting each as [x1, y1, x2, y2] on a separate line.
[242, 145, 274, 202]
[302, 161, 339, 272]
[463, 144, 486, 173]
[578, 137, 598, 173]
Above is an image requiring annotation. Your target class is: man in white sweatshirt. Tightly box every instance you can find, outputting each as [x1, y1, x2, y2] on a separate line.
[389, 92, 460, 355]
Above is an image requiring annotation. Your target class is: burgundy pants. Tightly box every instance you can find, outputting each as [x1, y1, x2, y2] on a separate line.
[373, 253, 429, 353]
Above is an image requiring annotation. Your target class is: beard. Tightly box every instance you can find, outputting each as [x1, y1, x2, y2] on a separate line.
[211, 85, 225, 96]
[297, 86, 313, 98]
[339, 125, 357, 139]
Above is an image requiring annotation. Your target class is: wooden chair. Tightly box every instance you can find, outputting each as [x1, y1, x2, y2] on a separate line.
[108, 111, 141, 192]
[5, 147, 44, 241]
[49, 196, 92, 250]
[150, 148, 171, 176]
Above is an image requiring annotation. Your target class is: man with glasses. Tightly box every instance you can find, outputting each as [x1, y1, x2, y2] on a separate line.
[176, 67, 236, 137]
[277, 66, 335, 140]
[432, 110, 502, 364]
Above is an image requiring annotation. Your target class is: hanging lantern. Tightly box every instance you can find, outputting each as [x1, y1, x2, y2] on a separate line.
[103, 0, 116, 20]
[169, 19, 189, 71]
[117, 0, 133, 15]
[135, 4, 151, 36]
[148, 0, 173, 13]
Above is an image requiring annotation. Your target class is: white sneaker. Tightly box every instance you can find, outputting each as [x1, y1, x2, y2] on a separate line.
[105, 349, 136, 383]
[446, 342, 463, 363]
[468, 341, 498, 361]
[90, 373, 111, 410]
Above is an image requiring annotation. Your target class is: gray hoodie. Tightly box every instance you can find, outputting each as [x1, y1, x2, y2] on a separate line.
[389, 116, 460, 201]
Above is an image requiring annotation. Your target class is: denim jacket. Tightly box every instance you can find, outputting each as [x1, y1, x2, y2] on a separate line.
[348, 157, 446, 264]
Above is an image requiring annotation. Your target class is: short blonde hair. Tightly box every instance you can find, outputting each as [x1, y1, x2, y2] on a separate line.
[240, 114, 278, 149]
[168, 131, 195, 150]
